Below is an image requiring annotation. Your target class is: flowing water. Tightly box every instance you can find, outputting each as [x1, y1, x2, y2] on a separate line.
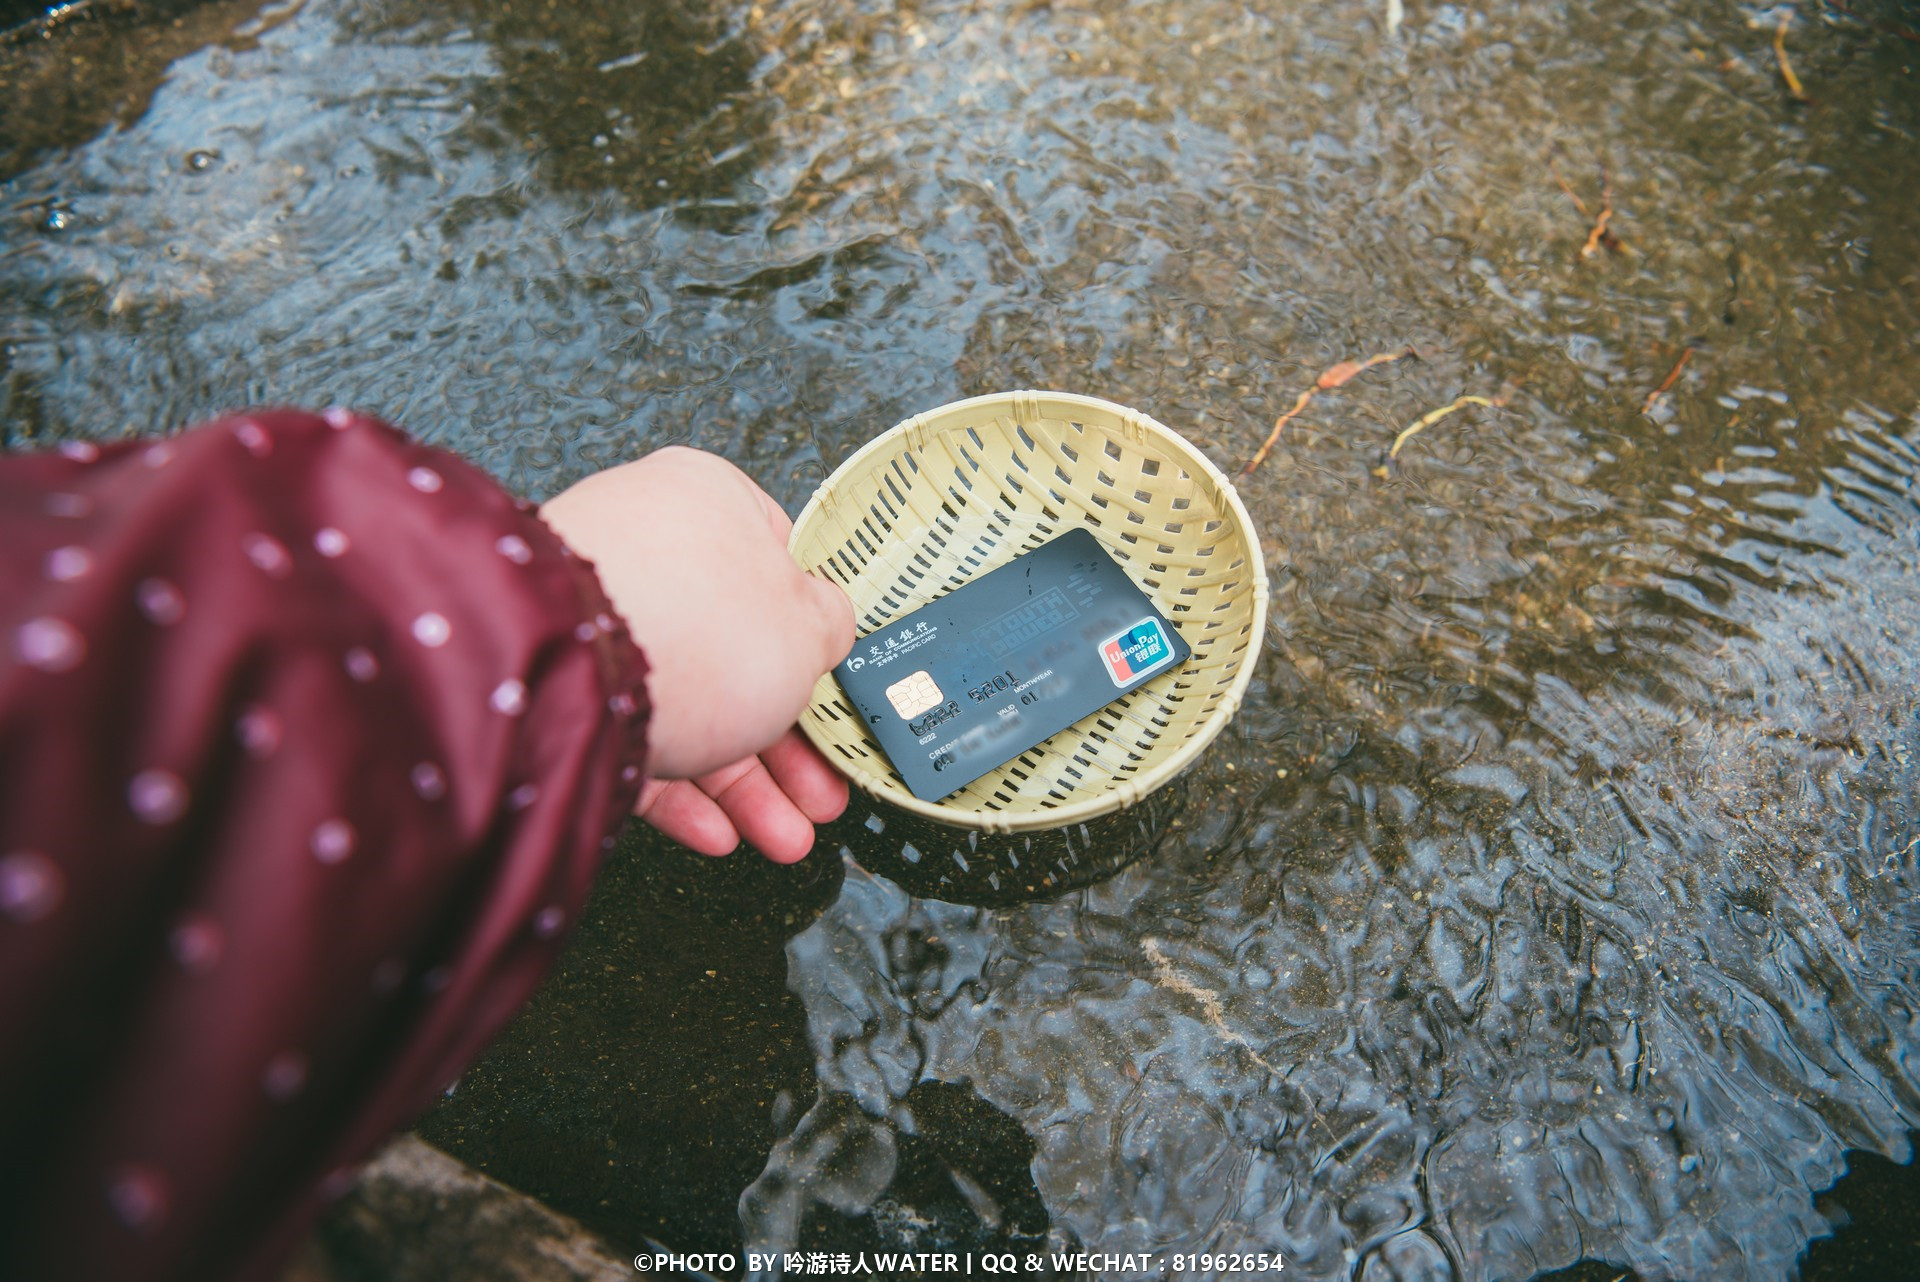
[4, 0, 1918, 1278]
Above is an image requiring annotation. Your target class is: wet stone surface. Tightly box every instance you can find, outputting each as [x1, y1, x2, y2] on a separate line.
[284, 1136, 631, 1282]
[4, 0, 1919, 1279]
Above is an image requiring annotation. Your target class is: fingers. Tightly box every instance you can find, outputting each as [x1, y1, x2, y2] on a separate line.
[634, 777, 740, 857]
[693, 756, 817, 864]
[761, 728, 850, 824]
[638, 732, 849, 864]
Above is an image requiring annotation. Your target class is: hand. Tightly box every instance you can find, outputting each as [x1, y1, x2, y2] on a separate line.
[632, 728, 848, 863]
[540, 447, 856, 860]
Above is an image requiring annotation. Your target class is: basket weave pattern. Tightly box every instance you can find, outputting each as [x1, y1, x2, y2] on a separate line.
[790, 391, 1268, 832]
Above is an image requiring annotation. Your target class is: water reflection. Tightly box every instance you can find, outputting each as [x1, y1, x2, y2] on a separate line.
[3, 0, 1918, 1278]
[339, 0, 773, 216]
[0, 0, 274, 181]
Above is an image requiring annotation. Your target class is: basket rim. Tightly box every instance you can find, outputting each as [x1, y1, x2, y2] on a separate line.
[790, 389, 1269, 832]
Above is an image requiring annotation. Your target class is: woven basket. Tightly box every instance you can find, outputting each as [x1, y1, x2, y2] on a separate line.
[790, 390, 1268, 833]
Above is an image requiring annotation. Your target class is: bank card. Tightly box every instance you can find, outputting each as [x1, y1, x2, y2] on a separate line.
[832, 528, 1191, 801]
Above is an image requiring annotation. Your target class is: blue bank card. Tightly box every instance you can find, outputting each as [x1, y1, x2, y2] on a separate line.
[832, 528, 1191, 802]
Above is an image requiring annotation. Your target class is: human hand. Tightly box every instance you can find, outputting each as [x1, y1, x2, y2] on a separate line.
[540, 447, 856, 860]
[630, 727, 849, 863]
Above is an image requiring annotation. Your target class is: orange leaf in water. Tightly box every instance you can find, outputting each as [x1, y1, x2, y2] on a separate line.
[1317, 360, 1365, 390]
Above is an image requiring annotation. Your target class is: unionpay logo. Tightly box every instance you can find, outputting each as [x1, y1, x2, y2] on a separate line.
[1099, 617, 1175, 687]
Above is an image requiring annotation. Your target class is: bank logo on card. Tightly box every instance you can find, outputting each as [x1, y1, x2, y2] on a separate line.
[1100, 617, 1175, 687]
[884, 669, 944, 719]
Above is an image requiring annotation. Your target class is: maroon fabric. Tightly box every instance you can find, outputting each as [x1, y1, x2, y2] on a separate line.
[0, 410, 650, 1282]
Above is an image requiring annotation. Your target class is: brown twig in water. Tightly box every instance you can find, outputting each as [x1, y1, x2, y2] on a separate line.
[1547, 155, 1591, 220]
[1775, 9, 1813, 103]
[1239, 387, 1314, 477]
[1389, 394, 1501, 460]
[1579, 165, 1622, 259]
[1375, 384, 1518, 476]
[1580, 205, 1616, 259]
[1641, 343, 1702, 414]
[1550, 150, 1628, 259]
[1240, 347, 1418, 476]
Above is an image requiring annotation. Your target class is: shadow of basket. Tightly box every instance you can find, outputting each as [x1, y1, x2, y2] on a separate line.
[823, 773, 1193, 908]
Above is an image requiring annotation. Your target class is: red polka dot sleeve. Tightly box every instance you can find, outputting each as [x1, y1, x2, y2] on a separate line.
[0, 409, 650, 1282]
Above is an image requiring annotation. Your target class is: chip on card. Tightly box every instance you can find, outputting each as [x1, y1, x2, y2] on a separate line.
[884, 670, 944, 718]
[832, 528, 1191, 802]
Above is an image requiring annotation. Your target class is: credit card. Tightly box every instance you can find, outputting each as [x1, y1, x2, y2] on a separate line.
[832, 528, 1191, 802]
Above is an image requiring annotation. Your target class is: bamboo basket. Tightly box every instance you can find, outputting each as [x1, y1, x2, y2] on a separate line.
[790, 391, 1268, 833]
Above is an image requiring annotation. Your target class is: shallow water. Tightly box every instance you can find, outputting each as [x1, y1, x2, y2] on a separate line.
[4, 0, 1918, 1278]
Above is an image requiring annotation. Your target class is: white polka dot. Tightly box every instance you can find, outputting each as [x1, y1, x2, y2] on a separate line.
[344, 647, 379, 682]
[595, 613, 616, 633]
[0, 851, 64, 924]
[263, 1051, 308, 1101]
[371, 957, 407, 995]
[532, 905, 566, 939]
[490, 678, 527, 715]
[136, 578, 185, 626]
[601, 836, 617, 850]
[168, 916, 225, 975]
[496, 534, 532, 565]
[621, 764, 641, 784]
[410, 761, 447, 801]
[58, 440, 100, 463]
[128, 770, 188, 824]
[421, 966, 451, 994]
[310, 819, 356, 864]
[407, 467, 444, 494]
[104, 1165, 169, 1233]
[574, 622, 598, 643]
[320, 1167, 358, 1201]
[235, 705, 281, 758]
[314, 527, 350, 558]
[15, 617, 85, 672]
[45, 545, 92, 582]
[234, 420, 273, 457]
[507, 783, 539, 811]
[143, 443, 174, 469]
[46, 492, 91, 518]
[609, 692, 638, 717]
[323, 406, 354, 429]
[242, 533, 291, 578]
[411, 612, 451, 647]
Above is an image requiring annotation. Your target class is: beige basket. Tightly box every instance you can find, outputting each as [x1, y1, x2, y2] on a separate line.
[790, 390, 1268, 833]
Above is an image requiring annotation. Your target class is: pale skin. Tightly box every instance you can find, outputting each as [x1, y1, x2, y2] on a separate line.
[540, 446, 857, 863]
